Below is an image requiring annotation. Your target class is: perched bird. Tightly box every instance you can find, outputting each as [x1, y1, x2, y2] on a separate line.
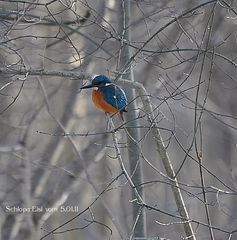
[80, 75, 127, 121]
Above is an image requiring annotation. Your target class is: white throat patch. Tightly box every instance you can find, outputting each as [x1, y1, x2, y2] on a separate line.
[104, 83, 113, 86]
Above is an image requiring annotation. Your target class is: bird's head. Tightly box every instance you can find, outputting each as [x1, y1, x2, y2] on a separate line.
[80, 75, 112, 89]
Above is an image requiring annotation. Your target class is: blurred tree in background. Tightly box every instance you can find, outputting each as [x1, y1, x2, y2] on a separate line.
[0, 0, 237, 239]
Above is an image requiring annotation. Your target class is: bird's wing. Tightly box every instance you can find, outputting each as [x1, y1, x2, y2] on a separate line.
[101, 85, 127, 111]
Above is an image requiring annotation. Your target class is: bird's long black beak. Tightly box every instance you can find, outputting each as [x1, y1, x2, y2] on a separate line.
[80, 84, 93, 89]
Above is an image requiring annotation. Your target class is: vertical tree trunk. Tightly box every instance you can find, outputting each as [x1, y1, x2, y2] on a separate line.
[117, 0, 146, 238]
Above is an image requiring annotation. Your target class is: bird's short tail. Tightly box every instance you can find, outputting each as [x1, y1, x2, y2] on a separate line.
[119, 109, 127, 121]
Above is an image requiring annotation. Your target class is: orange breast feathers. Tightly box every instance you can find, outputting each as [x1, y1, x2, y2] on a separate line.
[92, 89, 118, 113]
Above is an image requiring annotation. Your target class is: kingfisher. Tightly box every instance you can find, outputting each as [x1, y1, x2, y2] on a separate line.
[80, 75, 127, 121]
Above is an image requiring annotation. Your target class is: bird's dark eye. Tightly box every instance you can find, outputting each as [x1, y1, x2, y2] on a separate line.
[98, 81, 106, 86]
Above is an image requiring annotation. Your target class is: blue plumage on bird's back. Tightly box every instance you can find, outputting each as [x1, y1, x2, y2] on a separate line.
[100, 84, 127, 112]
